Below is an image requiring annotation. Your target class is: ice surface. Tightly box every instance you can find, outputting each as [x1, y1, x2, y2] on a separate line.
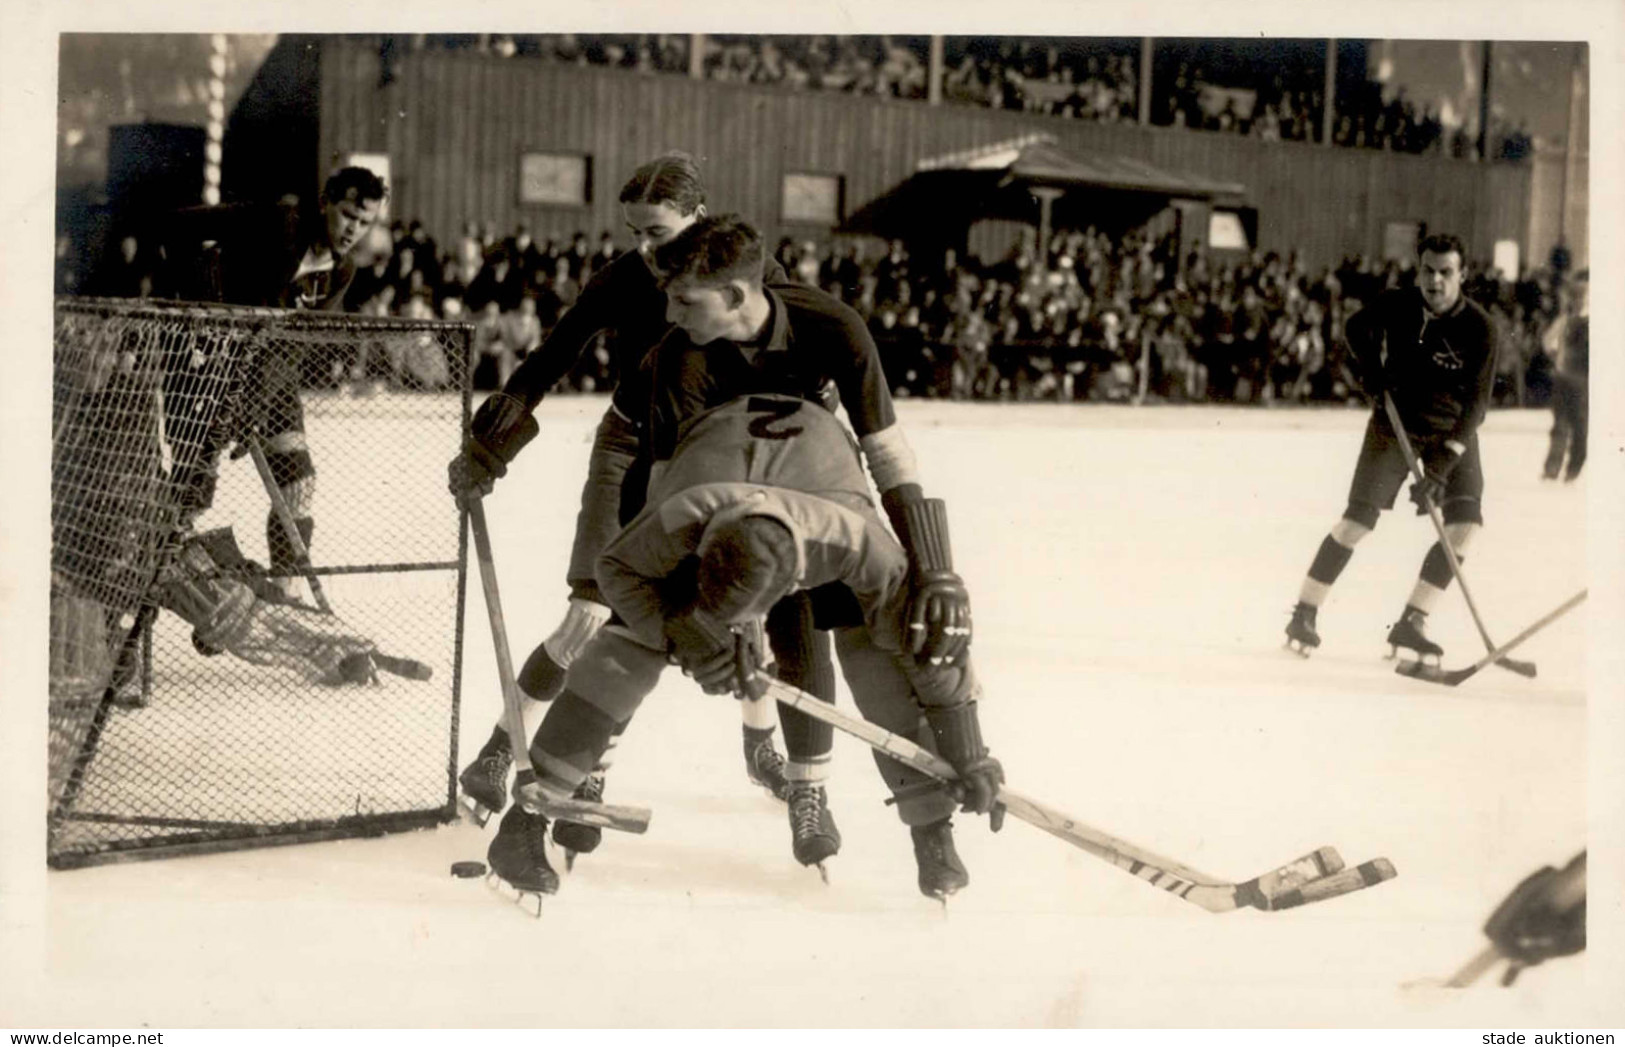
[9, 399, 1606, 1028]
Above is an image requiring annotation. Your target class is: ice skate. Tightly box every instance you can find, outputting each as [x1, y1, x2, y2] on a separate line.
[910, 816, 969, 905]
[786, 782, 841, 883]
[743, 728, 790, 801]
[551, 770, 606, 871]
[1284, 601, 1320, 657]
[486, 805, 559, 917]
[458, 727, 512, 827]
[1386, 606, 1443, 666]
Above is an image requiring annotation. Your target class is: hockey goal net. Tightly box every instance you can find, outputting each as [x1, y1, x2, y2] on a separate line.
[49, 297, 473, 868]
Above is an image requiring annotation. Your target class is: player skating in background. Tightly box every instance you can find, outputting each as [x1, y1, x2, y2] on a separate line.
[165, 166, 388, 605]
[446, 154, 829, 860]
[506, 391, 1000, 902]
[1285, 233, 1497, 664]
[1540, 270, 1588, 482]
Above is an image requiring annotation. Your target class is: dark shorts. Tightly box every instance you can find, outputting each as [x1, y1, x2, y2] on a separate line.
[567, 405, 642, 595]
[1347, 416, 1484, 525]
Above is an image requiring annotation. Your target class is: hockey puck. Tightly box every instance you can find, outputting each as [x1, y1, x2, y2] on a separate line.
[450, 860, 487, 879]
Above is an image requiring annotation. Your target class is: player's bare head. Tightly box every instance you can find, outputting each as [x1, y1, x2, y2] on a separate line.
[695, 514, 800, 624]
[656, 215, 767, 343]
[653, 214, 765, 291]
[621, 154, 709, 263]
[319, 166, 388, 257]
[1417, 233, 1466, 314]
[620, 152, 707, 215]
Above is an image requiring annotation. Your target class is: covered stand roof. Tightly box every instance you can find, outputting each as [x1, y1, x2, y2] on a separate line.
[843, 133, 1247, 243]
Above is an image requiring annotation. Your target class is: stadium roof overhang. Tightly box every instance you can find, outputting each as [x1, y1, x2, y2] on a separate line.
[843, 133, 1248, 243]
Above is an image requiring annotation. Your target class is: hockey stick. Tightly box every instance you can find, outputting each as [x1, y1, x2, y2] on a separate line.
[1381, 393, 1536, 678]
[242, 432, 331, 614]
[464, 496, 650, 835]
[1398, 589, 1586, 686]
[750, 672, 1395, 913]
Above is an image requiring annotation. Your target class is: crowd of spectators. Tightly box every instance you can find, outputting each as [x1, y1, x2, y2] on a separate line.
[76, 211, 1567, 409]
[395, 35, 1539, 163]
[794, 231, 1564, 408]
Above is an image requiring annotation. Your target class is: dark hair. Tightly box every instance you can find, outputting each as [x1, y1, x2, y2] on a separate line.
[1418, 233, 1466, 264]
[322, 166, 389, 207]
[696, 515, 798, 622]
[652, 213, 764, 288]
[618, 151, 706, 215]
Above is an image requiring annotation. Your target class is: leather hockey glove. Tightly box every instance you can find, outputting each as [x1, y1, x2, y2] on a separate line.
[448, 392, 539, 505]
[1408, 441, 1462, 515]
[1482, 851, 1586, 985]
[923, 702, 1005, 830]
[886, 492, 972, 667]
[663, 611, 739, 696]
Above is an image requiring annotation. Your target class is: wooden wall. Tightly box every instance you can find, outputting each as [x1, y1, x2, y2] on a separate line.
[314, 38, 1532, 270]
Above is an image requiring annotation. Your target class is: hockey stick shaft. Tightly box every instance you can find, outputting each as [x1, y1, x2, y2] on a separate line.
[465, 497, 532, 776]
[751, 674, 1230, 891]
[1381, 394, 1529, 673]
[244, 432, 332, 614]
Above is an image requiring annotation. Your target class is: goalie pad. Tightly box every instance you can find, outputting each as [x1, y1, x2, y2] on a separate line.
[155, 530, 378, 684]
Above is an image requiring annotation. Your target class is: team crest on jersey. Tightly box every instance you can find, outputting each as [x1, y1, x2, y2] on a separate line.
[1431, 339, 1464, 371]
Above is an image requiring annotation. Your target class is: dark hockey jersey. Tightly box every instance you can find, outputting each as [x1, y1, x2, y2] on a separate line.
[1345, 287, 1498, 445]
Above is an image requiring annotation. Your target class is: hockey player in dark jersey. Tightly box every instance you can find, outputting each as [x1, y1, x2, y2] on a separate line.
[635, 213, 974, 876]
[446, 155, 827, 862]
[1286, 234, 1498, 662]
[165, 166, 388, 603]
[508, 393, 1000, 900]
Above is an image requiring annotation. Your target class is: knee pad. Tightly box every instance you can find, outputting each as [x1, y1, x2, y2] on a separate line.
[542, 598, 612, 668]
[563, 629, 665, 723]
[1441, 500, 1484, 527]
[1340, 503, 1380, 533]
[1442, 521, 1479, 553]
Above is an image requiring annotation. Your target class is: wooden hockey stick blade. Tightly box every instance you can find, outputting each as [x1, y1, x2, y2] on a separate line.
[531, 794, 651, 834]
[1396, 590, 1585, 687]
[1232, 846, 1346, 910]
[1266, 858, 1399, 910]
[757, 675, 1381, 913]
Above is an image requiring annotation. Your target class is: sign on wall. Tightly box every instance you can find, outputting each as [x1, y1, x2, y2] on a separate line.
[520, 153, 593, 206]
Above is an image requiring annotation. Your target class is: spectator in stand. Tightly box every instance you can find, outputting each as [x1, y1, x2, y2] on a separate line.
[95, 233, 158, 298]
[467, 248, 524, 313]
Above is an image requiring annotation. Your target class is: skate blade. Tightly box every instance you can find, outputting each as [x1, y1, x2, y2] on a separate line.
[564, 850, 577, 873]
[816, 861, 830, 886]
[1267, 858, 1397, 910]
[485, 872, 548, 918]
[1395, 659, 1452, 684]
[457, 795, 497, 828]
[1284, 639, 1314, 658]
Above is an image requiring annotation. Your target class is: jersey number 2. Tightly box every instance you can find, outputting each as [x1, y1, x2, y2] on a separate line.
[746, 397, 804, 441]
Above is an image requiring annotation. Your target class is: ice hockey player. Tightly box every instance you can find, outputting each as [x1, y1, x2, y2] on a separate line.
[501, 390, 1000, 901]
[644, 213, 972, 868]
[1285, 233, 1497, 663]
[1540, 270, 1588, 482]
[447, 155, 831, 861]
[164, 165, 388, 604]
